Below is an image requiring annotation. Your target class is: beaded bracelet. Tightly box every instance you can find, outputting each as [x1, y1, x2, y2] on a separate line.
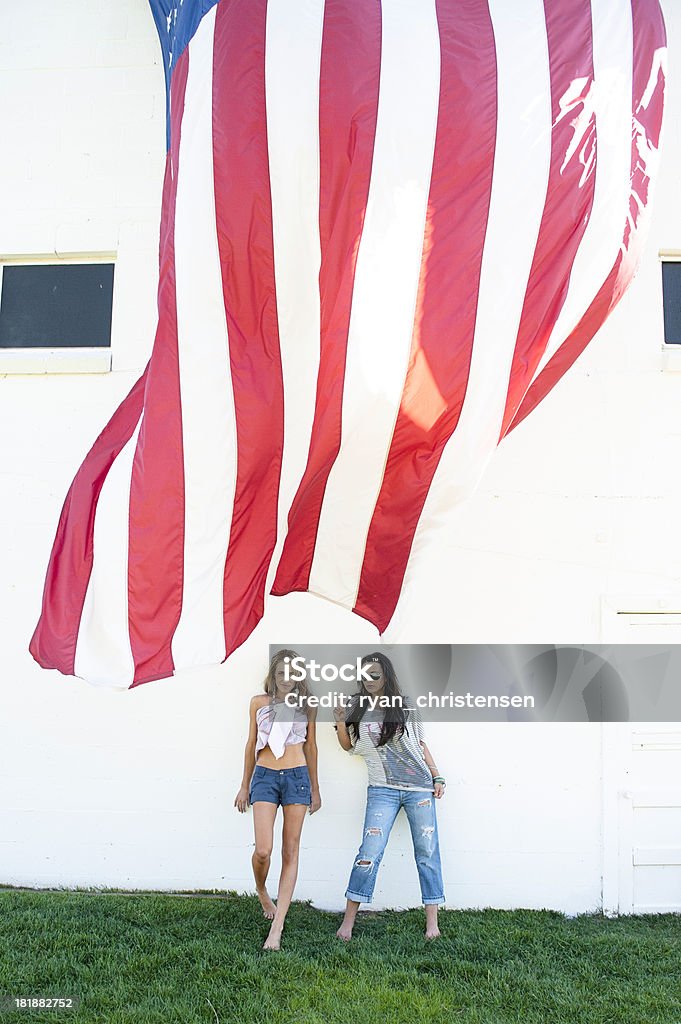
[433, 776, 446, 785]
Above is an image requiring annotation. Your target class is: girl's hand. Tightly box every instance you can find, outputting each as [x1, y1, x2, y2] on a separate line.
[332, 703, 346, 723]
[234, 786, 250, 812]
[433, 782, 445, 800]
[309, 789, 322, 815]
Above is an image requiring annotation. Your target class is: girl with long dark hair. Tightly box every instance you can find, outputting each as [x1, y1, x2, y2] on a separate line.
[333, 652, 446, 939]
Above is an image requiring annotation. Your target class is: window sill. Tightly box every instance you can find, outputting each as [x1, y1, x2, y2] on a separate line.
[0, 348, 111, 374]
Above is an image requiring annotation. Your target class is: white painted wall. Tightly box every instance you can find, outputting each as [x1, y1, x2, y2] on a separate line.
[1, 0, 680, 913]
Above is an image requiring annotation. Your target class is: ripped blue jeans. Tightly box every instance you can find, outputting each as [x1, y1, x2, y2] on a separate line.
[345, 785, 445, 905]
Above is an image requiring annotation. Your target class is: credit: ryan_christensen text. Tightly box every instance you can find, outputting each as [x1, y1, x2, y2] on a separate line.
[283, 692, 535, 711]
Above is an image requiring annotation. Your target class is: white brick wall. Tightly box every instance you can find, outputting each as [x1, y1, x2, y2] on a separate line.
[1, 0, 679, 912]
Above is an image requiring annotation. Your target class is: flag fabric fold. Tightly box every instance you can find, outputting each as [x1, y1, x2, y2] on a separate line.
[30, 0, 666, 687]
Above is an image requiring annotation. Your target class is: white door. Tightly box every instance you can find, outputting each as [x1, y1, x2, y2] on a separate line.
[601, 606, 681, 913]
[603, 723, 681, 914]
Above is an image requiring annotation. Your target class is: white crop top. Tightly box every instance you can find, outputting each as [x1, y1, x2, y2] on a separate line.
[255, 701, 308, 759]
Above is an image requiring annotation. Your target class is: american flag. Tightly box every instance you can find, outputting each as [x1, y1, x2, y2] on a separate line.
[30, 0, 666, 688]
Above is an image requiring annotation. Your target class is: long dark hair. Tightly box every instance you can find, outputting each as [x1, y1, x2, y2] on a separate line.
[346, 652, 407, 747]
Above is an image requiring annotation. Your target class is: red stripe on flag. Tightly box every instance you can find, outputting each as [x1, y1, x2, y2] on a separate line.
[353, 0, 497, 632]
[271, 0, 382, 598]
[29, 369, 148, 677]
[213, 0, 285, 654]
[505, 0, 666, 437]
[128, 51, 190, 687]
[499, 0, 596, 440]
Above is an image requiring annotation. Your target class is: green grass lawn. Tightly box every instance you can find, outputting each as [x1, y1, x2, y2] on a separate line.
[0, 889, 680, 1024]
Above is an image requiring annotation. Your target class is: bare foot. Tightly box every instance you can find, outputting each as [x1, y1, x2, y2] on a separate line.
[263, 922, 283, 950]
[256, 888, 276, 920]
[425, 926, 441, 940]
[336, 922, 353, 941]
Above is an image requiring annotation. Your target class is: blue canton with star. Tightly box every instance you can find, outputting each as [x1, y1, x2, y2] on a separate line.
[149, 0, 219, 148]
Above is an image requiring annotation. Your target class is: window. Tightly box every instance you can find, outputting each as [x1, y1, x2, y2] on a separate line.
[661, 259, 681, 345]
[0, 260, 114, 372]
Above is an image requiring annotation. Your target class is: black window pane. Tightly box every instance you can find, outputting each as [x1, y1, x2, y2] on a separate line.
[0, 263, 114, 349]
[662, 262, 681, 345]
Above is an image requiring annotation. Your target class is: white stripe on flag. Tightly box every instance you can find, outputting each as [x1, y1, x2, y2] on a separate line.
[74, 419, 142, 689]
[387, 0, 553, 629]
[308, 0, 441, 608]
[264, 0, 325, 598]
[528, 0, 634, 383]
[170, 7, 237, 670]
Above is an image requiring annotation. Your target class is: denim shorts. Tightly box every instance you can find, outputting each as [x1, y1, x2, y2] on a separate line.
[249, 765, 311, 807]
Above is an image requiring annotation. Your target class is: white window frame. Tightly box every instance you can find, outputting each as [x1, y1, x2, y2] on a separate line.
[0, 253, 116, 374]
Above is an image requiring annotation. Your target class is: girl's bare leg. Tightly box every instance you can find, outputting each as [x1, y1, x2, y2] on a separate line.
[263, 803, 307, 950]
[252, 802, 278, 919]
[425, 904, 441, 939]
[336, 898, 360, 941]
